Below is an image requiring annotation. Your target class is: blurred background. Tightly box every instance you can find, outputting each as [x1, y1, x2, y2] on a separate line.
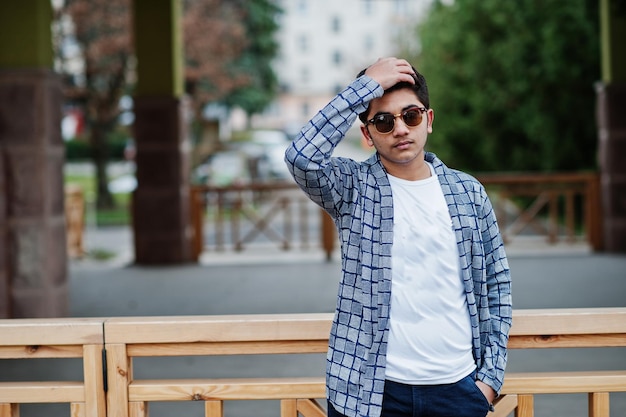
[1, 0, 624, 319]
[55, 0, 601, 224]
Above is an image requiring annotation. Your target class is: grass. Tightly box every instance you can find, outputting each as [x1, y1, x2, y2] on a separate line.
[65, 172, 132, 227]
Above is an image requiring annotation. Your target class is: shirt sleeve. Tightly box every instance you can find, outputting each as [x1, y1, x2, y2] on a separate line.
[475, 186, 513, 394]
[284, 76, 382, 215]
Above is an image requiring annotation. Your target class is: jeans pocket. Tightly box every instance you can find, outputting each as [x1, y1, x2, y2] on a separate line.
[460, 375, 491, 410]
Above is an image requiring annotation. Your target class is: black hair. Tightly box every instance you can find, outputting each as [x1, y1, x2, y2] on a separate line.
[356, 65, 429, 124]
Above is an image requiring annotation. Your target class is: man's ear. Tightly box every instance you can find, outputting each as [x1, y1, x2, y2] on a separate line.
[427, 109, 434, 134]
[360, 125, 374, 147]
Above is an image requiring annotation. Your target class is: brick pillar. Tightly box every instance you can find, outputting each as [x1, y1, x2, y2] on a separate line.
[596, 83, 626, 252]
[0, 69, 67, 317]
[131, 0, 193, 264]
[132, 96, 193, 263]
[0, 153, 8, 317]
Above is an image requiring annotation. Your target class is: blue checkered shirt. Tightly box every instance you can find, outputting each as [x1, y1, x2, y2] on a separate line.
[284, 76, 512, 417]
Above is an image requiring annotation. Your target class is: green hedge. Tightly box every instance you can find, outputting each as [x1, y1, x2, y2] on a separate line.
[65, 136, 128, 161]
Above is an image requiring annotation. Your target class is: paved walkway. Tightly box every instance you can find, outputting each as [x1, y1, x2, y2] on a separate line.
[3, 225, 626, 417]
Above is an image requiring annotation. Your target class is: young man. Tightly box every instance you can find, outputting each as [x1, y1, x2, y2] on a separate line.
[284, 57, 512, 417]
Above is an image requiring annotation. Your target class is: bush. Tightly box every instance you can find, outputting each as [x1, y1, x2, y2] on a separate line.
[64, 134, 129, 162]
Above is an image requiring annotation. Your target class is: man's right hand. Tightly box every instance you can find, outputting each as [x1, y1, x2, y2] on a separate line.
[364, 57, 416, 90]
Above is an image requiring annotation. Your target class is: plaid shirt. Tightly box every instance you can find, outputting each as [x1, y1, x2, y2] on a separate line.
[285, 76, 512, 417]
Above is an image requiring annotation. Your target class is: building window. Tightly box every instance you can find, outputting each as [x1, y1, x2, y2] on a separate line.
[332, 51, 342, 66]
[298, 35, 308, 52]
[301, 67, 309, 83]
[363, 0, 374, 15]
[394, 0, 407, 14]
[331, 16, 341, 33]
[364, 34, 374, 52]
[296, 0, 307, 15]
[301, 102, 310, 118]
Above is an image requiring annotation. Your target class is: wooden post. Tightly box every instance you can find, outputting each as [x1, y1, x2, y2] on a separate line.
[515, 394, 534, 417]
[106, 344, 132, 417]
[588, 392, 610, 417]
[321, 210, 336, 261]
[281, 399, 298, 417]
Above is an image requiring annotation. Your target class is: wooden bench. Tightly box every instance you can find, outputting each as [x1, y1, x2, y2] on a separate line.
[493, 307, 626, 417]
[103, 313, 331, 417]
[1, 309, 625, 417]
[0, 317, 107, 417]
[101, 308, 626, 417]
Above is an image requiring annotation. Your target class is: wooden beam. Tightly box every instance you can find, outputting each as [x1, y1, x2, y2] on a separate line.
[0, 318, 104, 346]
[502, 371, 626, 394]
[0, 382, 84, 403]
[128, 377, 326, 401]
[104, 314, 333, 344]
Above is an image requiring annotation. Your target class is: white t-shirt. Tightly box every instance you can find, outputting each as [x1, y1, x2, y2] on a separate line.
[385, 163, 475, 384]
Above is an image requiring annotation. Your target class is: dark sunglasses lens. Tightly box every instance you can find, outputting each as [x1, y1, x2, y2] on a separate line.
[402, 109, 423, 127]
[374, 115, 395, 133]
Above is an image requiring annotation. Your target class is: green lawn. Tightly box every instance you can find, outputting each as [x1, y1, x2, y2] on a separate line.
[65, 173, 132, 227]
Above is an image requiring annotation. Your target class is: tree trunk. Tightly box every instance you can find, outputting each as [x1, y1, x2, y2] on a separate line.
[91, 124, 115, 210]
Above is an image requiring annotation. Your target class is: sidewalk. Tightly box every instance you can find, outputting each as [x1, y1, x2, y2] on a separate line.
[77, 225, 596, 268]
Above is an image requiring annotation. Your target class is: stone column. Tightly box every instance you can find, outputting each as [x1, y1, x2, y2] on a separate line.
[0, 70, 67, 317]
[597, 84, 626, 251]
[596, 0, 626, 252]
[132, 0, 193, 264]
[0, 2, 67, 318]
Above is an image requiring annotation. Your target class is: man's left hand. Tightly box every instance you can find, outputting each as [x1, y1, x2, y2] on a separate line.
[475, 380, 496, 404]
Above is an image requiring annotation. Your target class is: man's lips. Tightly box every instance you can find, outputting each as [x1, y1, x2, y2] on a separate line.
[394, 140, 412, 150]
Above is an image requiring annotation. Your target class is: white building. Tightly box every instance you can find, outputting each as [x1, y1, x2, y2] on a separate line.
[245, 0, 431, 138]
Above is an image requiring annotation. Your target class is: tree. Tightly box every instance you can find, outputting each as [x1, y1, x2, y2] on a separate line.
[411, 0, 600, 173]
[55, 0, 132, 209]
[183, 0, 248, 143]
[54, 0, 283, 209]
[221, 0, 282, 123]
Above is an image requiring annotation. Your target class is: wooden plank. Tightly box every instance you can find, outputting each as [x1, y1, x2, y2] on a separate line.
[204, 400, 223, 417]
[588, 392, 609, 417]
[105, 309, 626, 345]
[71, 402, 86, 417]
[281, 399, 297, 417]
[477, 172, 598, 185]
[508, 333, 626, 349]
[128, 377, 326, 401]
[502, 371, 626, 394]
[129, 402, 148, 417]
[510, 308, 626, 336]
[106, 344, 131, 417]
[515, 394, 534, 417]
[0, 381, 84, 403]
[0, 318, 104, 345]
[83, 344, 107, 417]
[492, 394, 517, 417]
[126, 340, 328, 357]
[0, 404, 19, 417]
[104, 314, 333, 344]
[297, 399, 326, 417]
[0, 344, 84, 359]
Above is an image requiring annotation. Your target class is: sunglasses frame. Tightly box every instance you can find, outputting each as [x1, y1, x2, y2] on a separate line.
[365, 106, 428, 134]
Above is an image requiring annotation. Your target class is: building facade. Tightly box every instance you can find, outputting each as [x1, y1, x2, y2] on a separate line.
[246, 0, 430, 137]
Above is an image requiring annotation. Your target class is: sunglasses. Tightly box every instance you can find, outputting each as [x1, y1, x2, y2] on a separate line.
[365, 106, 428, 134]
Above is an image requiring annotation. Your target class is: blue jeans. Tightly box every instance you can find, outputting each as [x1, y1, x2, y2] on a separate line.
[327, 374, 491, 417]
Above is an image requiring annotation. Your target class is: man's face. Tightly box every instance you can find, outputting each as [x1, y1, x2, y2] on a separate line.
[360, 88, 434, 179]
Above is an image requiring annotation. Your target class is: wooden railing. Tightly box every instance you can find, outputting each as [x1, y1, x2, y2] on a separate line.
[477, 172, 602, 251]
[190, 172, 603, 260]
[190, 181, 336, 260]
[0, 318, 107, 416]
[1, 308, 625, 417]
